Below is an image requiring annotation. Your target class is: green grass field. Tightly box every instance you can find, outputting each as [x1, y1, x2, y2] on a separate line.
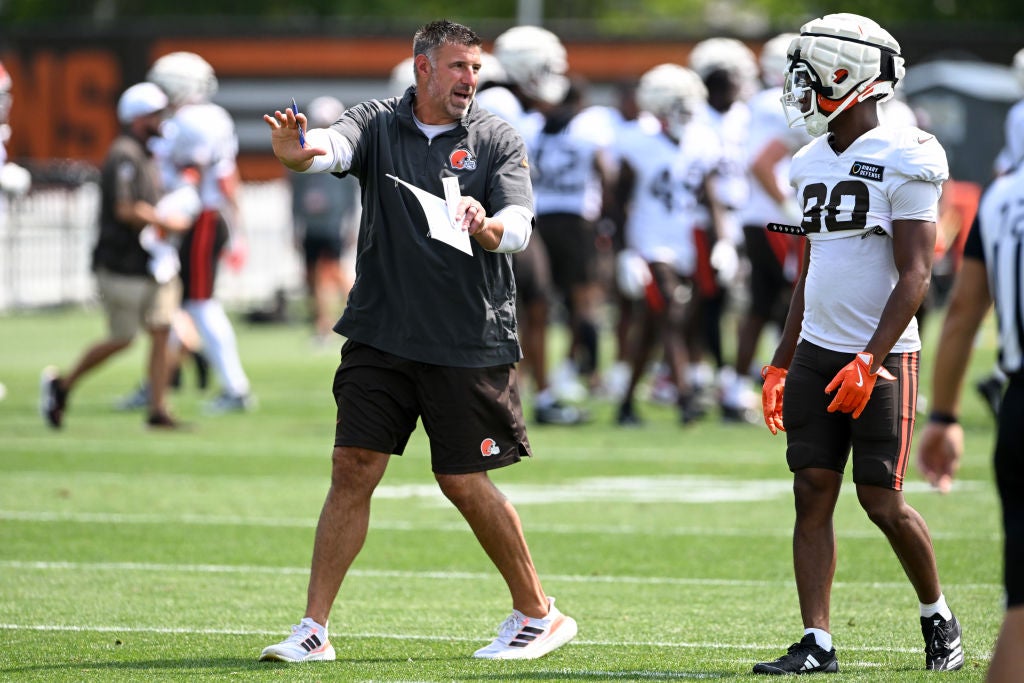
[0, 306, 1004, 681]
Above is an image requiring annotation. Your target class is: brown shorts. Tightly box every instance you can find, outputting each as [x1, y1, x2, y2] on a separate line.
[332, 341, 532, 474]
[536, 213, 599, 294]
[96, 268, 181, 340]
[783, 341, 918, 490]
[512, 235, 553, 306]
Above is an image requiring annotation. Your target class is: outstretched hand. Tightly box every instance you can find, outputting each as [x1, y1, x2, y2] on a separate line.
[263, 108, 327, 172]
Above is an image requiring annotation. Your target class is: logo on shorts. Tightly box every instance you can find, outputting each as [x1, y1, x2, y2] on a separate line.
[449, 147, 477, 171]
[480, 438, 500, 457]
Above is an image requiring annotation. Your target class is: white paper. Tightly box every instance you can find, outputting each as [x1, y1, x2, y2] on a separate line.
[387, 173, 473, 256]
[442, 176, 461, 226]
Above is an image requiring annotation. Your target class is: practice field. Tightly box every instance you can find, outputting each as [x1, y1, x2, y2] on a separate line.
[0, 307, 1004, 681]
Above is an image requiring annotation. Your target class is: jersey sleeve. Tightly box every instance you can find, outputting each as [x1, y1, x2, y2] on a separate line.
[897, 128, 949, 186]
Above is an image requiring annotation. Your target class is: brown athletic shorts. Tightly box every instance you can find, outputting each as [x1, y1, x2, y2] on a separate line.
[536, 213, 599, 294]
[332, 340, 532, 474]
[783, 340, 918, 490]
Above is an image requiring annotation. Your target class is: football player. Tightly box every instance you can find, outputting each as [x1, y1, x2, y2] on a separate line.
[476, 26, 590, 425]
[146, 51, 255, 414]
[756, 13, 963, 674]
[610, 63, 725, 426]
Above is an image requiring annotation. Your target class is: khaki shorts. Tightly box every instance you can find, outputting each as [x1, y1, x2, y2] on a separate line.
[96, 269, 181, 340]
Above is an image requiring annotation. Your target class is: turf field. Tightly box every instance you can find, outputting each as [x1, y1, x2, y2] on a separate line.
[0, 306, 1004, 681]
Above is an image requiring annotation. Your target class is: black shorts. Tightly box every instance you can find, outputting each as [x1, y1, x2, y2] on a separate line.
[179, 210, 229, 301]
[302, 232, 344, 269]
[743, 225, 799, 322]
[332, 340, 532, 475]
[783, 341, 918, 490]
[536, 213, 599, 294]
[512, 235, 553, 306]
[996, 378, 1024, 606]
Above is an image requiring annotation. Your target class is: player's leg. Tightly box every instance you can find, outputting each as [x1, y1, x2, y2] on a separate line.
[852, 349, 962, 671]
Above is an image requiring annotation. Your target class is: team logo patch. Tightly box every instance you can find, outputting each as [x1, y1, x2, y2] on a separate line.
[480, 438, 500, 457]
[850, 161, 884, 181]
[449, 148, 477, 171]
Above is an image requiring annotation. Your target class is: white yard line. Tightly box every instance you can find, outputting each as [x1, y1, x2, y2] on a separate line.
[0, 622, 928, 656]
[0, 560, 1002, 590]
[0, 508, 997, 541]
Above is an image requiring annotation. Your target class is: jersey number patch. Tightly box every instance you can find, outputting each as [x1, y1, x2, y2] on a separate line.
[801, 180, 870, 234]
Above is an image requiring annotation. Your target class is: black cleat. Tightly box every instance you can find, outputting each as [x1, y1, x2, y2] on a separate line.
[975, 376, 1004, 420]
[39, 366, 68, 429]
[754, 635, 838, 675]
[922, 613, 963, 671]
[678, 393, 706, 425]
[615, 400, 643, 426]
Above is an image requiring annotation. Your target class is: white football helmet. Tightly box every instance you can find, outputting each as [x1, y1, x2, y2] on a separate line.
[1014, 47, 1024, 91]
[781, 13, 904, 137]
[759, 33, 799, 88]
[147, 51, 218, 107]
[493, 25, 569, 105]
[688, 37, 758, 96]
[306, 96, 345, 129]
[636, 63, 707, 138]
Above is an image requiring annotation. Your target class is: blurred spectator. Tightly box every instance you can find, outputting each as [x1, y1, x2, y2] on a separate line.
[290, 95, 360, 342]
[40, 83, 190, 429]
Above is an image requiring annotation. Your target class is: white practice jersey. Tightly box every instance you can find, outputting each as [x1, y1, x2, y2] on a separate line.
[475, 86, 542, 138]
[614, 120, 721, 275]
[154, 102, 239, 210]
[791, 125, 949, 353]
[737, 86, 810, 226]
[526, 105, 614, 220]
[974, 163, 1024, 374]
[694, 100, 750, 241]
[995, 99, 1024, 175]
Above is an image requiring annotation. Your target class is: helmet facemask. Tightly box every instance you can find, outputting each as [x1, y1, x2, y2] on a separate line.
[780, 13, 904, 137]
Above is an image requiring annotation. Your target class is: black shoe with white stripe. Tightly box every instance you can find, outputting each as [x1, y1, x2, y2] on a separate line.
[753, 634, 839, 675]
[922, 613, 964, 671]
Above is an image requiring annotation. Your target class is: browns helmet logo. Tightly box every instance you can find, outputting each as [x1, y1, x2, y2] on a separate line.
[449, 148, 477, 171]
[480, 438, 500, 457]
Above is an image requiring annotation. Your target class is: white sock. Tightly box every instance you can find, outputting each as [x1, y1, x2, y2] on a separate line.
[535, 388, 556, 408]
[185, 299, 250, 397]
[920, 593, 953, 620]
[804, 628, 832, 651]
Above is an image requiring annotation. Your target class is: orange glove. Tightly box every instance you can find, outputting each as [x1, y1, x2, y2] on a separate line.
[825, 351, 896, 419]
[761, 365, 787, 435]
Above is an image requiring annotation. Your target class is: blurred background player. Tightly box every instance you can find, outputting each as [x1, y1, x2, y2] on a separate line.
[732, 33, 809, 422]
[523, 76, 614, 397]
[40, 83, 190, 429]
[686, 37, 757, 421]
[147, 51, 255, 414]
[477, 25, 588, 424]
[289, 95, 360, 343]
[610, 63, 725, 426]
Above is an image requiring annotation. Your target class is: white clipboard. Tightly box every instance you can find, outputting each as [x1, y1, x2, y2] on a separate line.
[386, 174, 473, 256]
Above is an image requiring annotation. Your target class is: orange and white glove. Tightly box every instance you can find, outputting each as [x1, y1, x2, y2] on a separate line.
[825, 351, 895, 419]
[761, 365, 787, 435]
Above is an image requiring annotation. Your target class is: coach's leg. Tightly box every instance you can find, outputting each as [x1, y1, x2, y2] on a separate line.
[793, 468, 843, 631]
[856, 484, 941, 602]
[437, 470, 548, 618]
[304, 446, 390, 626]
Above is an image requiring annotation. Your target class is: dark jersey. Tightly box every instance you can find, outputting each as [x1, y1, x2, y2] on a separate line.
[330, 91, 533, 368]
[93, 135, 161, 276]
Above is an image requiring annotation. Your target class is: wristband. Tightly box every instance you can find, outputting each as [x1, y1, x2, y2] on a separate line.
[928, 411, 958, 425]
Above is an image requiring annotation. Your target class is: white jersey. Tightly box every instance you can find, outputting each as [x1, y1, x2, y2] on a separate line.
[154, 102, 239, 210]
[737, 86, 810, 226]
[475, 86, 542, 138]
[791, 125, 949, 353]
[614, 120, 720, 275]
[525, 105, 614, 220]
[694, 100, 750, 242]
[974, 163, 1024, 374]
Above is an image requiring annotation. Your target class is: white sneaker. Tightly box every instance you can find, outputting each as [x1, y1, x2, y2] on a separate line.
[259, 617, 336, 662]
[472, 597, 577, 660]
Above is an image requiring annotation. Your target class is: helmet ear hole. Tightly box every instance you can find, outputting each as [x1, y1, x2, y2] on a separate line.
[833, 69, 849, 84]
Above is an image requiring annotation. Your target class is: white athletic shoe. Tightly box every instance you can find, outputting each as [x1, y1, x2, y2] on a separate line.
[472, 597, 577, 660]
[259, 617, 336, 662]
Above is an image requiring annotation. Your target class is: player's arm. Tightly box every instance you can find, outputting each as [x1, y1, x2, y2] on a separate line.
[768, 239, 810, 370]
[750, 138, 802, 223]
[861, 217, 935, 370]
[917, 245, 992, 492]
